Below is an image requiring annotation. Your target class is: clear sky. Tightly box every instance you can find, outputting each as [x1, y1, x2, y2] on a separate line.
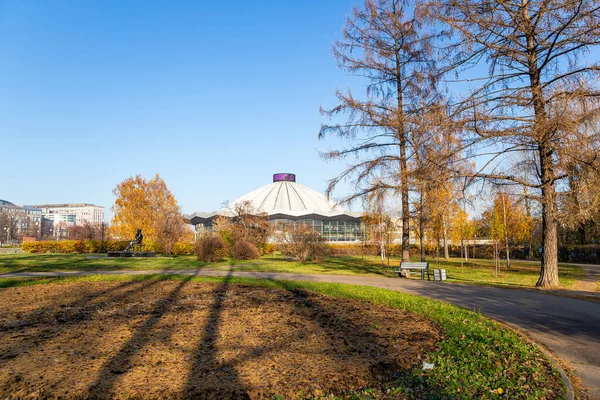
[2, 1, 599, 222]
[0, 0, 361, 220]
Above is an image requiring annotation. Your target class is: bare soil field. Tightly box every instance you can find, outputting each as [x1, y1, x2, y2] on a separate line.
[0, 280, 440, 399]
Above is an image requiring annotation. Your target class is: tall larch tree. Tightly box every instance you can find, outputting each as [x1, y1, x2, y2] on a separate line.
[320, 0, 442, 262]
[429, 0, 600, 287]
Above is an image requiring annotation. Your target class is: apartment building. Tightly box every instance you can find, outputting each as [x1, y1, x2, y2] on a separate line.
[32, 203, 105, 226]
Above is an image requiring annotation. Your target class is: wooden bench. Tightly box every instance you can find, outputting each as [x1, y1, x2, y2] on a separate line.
[394, 262, 430, 280]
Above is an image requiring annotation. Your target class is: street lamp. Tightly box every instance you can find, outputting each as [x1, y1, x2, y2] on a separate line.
[100, 222, 105, 253]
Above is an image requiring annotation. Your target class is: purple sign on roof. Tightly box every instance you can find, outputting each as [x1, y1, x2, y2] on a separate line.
[273, 173, 296, 182]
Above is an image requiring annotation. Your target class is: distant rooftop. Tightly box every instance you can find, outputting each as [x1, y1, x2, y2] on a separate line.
[0, 199, 18, 208]
[32, 203, 103, 208]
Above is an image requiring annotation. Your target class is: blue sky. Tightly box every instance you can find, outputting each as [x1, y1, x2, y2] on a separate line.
[0, 0, 361, 219]
[1, 1, 598, 221]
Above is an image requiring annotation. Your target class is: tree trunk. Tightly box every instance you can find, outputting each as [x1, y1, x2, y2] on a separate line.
[524, 189, 534, 260]
[399, 126, 410, 262]
[394, 34, 410, 263]
[536, 161, 560, 288]
[501, 195, 511, 269]
[442, 215, 449, 259]
[522, 1, 559, 288]
[578, 224, 586, 245]
[380, 218, 386, 265]
[419, 190, 425, 262]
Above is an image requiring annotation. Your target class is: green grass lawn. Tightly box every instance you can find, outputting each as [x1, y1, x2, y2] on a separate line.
[0, 253, 217, 273]
[224, 254, 585, 289]
[0, 253, 388, 276]
[423, 257, 585, 289]
[0, 252, 585, 289]
[0, 274, 565, 399]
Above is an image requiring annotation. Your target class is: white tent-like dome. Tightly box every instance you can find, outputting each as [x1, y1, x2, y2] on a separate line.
[222, 173, 350, 218]
[185, 173, 362, 242]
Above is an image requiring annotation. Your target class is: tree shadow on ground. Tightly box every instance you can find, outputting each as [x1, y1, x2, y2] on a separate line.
[0, 254, 212, 274]
[0, 254, 96, 274]
[260, 279, 452, 398]
[85, 271, 202, 398]
[0, 278, 168, 362]
[317, 256, 391, 276]
[183, 269, 249, 399]
[2, 274, 461, 399]
[227, 279, 448, 399]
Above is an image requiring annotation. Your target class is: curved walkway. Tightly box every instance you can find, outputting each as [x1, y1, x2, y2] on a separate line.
[2, 269, 600, 398]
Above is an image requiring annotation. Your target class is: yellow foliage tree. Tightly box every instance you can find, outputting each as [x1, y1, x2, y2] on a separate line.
[111, 174, 185, 253]
[482, 193, 532, 269]
[451, 208, 473, 265]
[426, 184, 459, 260]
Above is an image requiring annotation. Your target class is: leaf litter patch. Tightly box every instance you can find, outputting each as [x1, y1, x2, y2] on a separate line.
[0, 281, 440, 399]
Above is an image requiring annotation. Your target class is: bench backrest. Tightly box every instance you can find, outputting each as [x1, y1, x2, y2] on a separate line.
[400, 262, 429, 270]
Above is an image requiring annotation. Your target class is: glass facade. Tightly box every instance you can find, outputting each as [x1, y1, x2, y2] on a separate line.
[270, 218, 362, 242]
[192, 217, 363, 242]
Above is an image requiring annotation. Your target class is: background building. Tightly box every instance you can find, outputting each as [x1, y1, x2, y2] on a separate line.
[185, 173, 362, 242]
[0, 199, 42, 242]
[32, 203, 105, 226]
[29, 203, 105, 240]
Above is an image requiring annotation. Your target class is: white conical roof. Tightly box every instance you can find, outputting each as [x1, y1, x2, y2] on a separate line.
[220, 174, 354, 218]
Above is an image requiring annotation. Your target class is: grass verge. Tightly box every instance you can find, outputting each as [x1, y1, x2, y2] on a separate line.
[0, 253, 586, 290]
[221, 254, 585, 289]
[0, 274, 565, 399]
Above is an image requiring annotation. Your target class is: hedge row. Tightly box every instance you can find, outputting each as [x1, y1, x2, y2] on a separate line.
[20, 240, 600, 262]
[558, 244, 600, 263]
[22, 240, 195, 256]
[328, 243, 422, 257]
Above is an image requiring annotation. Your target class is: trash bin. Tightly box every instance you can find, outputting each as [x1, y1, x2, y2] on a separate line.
[433, 269, 447, 282]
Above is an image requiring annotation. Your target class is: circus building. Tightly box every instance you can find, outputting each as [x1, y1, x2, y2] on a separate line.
[184, 173, 362, 242]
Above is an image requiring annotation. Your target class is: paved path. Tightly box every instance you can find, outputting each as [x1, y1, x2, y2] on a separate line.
[2, 269, 599, 398]
[572, 264, 600, 293]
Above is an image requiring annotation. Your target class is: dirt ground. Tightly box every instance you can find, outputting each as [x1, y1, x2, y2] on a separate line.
[0, 280, 440, 399]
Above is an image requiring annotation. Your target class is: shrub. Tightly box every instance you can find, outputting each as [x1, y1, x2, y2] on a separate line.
[21, 241, 42, 253]
[277, 226, 331, 263]
[102, 240, 129, 252]
[171, 242, 195, 256]
[22, 239, 144, 254]
[262, 242, 276, 255]
[231, 239, 260, 260]
[212, 201, 271, 256]
[558, 244, 600, 263]
[329, 243, 376, 257]
[310, 240, 331, 263]
[195, 235, 225, 262]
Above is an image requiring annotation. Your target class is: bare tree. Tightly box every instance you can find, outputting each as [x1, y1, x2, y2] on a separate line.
[319, 0, 443, 262]
[213, 201, 271, 256]
[40, 218, 54, 240]
[67, 222, 103, 240]
[0, 213, 17, 245]
[154, 208, 185, 256]
[275, 224, 330, 263]
[429, 0, 600, 287]
[362, 191, 394, 265]
[410, 103, 469, 260]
